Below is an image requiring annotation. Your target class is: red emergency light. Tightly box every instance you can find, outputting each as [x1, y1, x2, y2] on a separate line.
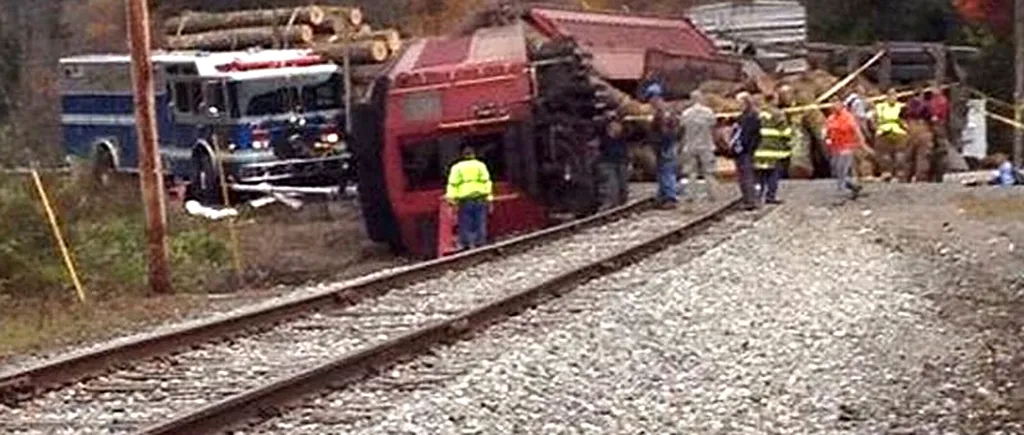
[215, 55, 329, 72]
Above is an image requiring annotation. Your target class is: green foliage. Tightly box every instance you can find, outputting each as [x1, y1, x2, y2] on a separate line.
[0, 172, 229, 303]
[806, 0, 961, 44]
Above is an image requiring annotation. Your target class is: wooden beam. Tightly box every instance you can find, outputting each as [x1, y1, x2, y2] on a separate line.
[1014, 0, 1024, 167]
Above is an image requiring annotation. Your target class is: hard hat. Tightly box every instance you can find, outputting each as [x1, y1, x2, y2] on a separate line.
[642, 82, 664, 100]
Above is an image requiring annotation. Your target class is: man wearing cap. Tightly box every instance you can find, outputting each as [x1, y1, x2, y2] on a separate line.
[645, 83, 680, 209]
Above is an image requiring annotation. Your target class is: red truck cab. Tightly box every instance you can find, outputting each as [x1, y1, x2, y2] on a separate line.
[354, 24, 548, 257]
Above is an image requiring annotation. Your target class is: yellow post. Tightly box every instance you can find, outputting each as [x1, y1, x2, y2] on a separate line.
[30, 170, 86, 303]
[212, 136, 244, 282]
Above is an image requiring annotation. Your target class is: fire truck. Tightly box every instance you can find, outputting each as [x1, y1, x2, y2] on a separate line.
[353, 23, 606, 257]
[59, 49, 352, 201]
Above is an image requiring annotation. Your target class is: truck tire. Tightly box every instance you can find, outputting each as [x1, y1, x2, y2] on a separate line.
[190, 152, 221, 205]
[91, 146, 117, 188]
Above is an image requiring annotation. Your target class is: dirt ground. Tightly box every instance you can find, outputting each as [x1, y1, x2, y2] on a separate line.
[0, 197, 409, 364]
[228, 198, 408, 290]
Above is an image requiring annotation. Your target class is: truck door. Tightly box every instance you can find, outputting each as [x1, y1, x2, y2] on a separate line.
[167, 78, 203, 169]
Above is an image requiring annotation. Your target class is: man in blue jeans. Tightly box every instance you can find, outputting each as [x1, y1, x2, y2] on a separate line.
[445, 146, 494, 250]
[732, 92, 762, 211]
[646, 84, 680, 209]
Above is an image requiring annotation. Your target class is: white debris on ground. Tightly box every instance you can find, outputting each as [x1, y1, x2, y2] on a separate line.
[299, 181, 1019, 434]
[184, 200, 239, 220]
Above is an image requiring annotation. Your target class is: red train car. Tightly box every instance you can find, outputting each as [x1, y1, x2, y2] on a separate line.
[353, 24, 601, 257]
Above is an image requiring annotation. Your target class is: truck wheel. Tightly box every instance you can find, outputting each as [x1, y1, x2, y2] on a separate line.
[191, 152, 221, 205]
[91, 147, 116, 188]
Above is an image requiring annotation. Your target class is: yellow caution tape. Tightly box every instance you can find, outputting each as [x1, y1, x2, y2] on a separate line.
[621, 84, 951, 124]
[966, 86, 1021, 113]
[986, 110, 1024, 130]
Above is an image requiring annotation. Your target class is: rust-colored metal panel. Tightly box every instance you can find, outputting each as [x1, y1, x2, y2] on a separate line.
[644, 49, 743, 98]
[526, 7, 717, 81]
[414, 36, 472, 70]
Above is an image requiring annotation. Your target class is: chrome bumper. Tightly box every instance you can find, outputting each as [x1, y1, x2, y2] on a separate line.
[234, 154, 351, 184]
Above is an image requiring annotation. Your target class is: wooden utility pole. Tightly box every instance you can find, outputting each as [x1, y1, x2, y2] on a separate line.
[1015, 0, 1024, 167]
[126, 0, 172, 294]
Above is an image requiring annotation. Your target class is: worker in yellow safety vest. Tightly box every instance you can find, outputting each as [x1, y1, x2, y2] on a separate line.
[874, 88, 909, 182]
[445, 146, 494, 250]
[753, 93, 793, 205]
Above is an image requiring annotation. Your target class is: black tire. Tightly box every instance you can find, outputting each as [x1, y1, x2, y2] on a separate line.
[190, 152, 221, 205]
[91, 147, 116, 189]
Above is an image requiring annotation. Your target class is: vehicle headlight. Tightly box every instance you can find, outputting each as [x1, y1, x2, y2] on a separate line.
[324, 133, 340, 144]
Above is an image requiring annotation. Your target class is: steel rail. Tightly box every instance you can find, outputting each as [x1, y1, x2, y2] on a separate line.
[137, 197, 744, 435]
[0, 196, 655, 403]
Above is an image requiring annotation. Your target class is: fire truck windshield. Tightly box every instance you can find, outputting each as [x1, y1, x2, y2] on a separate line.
[227, 72, 341, 118]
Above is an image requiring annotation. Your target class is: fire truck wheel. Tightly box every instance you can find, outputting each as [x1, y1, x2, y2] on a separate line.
[191, 152, 221, 205]
[91, 147, 116, 188]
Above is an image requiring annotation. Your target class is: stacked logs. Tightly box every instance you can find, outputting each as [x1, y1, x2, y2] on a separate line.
[161, 6, 403, 65]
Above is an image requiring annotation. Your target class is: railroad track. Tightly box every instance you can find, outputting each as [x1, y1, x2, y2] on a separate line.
[0, 195, 659, 429]
[251, 198, 769, 434]
[0, 196, 657, 402]
[0, 194, 753, 431]
[0, 195, 752, 434]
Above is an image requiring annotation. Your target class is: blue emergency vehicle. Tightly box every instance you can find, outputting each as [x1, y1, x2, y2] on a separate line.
[59, 48, 351, 200]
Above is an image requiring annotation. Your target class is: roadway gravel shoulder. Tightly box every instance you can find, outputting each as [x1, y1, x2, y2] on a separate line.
[304, 181, 1023, 434]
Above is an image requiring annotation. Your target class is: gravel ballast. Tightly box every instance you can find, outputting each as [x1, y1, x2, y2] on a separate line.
[255, 181, 1020, 434]
[0, 194, 720, 434]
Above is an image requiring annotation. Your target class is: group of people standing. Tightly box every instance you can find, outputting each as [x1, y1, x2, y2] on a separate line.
[596, 81, 955, 213]
[596, 84, 721, 211]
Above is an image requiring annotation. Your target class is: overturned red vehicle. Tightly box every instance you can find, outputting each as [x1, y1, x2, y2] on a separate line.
[353, 23, 606, 257]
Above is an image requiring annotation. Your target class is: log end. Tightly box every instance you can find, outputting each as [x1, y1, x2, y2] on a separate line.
[307, 6, 326, 27]
[349, 8, 364, 27]
[369, 41, 389, 63]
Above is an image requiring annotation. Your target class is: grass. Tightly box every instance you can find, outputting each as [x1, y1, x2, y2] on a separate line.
[0, 169, 231, 358]
[956, 193, 1024, 221]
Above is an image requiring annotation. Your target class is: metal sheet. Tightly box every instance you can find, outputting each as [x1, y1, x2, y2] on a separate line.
[686, 0, 807, 59]
[527, 7, 717, 80]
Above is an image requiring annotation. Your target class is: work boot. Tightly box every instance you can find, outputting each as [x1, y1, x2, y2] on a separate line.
[849, 183, 863, 200]
[766, 198, 784, 205]
[658, 201, 679, 210]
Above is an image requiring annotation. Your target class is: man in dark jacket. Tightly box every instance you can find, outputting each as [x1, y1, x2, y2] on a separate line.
[733, 92, 761, 210]
[597, 119, 629, 210]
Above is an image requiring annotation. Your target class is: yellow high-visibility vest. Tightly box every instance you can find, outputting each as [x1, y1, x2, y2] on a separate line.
[755, 111, 793, 167]
[445, 158, 494, 202]
[875, 102, 907, 136]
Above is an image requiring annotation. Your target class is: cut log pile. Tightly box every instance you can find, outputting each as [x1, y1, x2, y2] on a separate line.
[161, 6, 403, 65]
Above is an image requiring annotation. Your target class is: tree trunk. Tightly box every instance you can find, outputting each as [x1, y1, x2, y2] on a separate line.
[165, 25, 314, 51]
[322, 6, 363, 27]
[163, 7, 325, 36]
[352, 29, 402, 53]
[591, 76, 652, 119]
[316, 8, 366, 36]
[314, 40, 391, 64]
